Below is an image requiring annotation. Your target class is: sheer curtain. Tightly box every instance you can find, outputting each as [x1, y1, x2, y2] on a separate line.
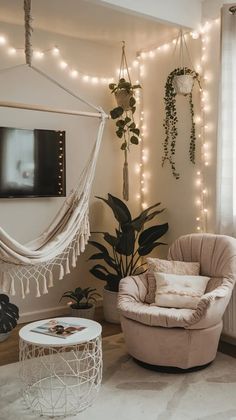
[217, 5, 236, 235]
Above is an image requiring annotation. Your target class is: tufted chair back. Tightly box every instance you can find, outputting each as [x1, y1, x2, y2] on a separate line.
[168, 234, 236, 292]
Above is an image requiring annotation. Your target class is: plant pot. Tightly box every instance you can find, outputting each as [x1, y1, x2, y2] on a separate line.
[0, 331, 11, 342]
[173, 74, 194, 96]
[115, 90, 133, 111]
[70, 304, 95, 320]
[103, 287, 120, 324]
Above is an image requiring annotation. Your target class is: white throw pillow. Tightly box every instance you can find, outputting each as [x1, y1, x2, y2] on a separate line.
[152, 272, 210, 309]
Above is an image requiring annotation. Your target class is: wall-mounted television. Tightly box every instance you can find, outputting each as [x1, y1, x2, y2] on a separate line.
[0, 127, 66, 198]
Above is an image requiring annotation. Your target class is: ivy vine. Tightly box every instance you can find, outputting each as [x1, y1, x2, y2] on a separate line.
[162, 67, 201, 179]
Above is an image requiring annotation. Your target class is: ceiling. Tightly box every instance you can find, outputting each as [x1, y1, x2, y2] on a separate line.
[0, 0, 180, 51]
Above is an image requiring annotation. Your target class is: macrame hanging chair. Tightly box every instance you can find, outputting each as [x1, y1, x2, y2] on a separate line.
[0, 0, 109, 298]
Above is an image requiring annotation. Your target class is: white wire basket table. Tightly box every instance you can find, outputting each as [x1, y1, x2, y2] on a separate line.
[19, 317, 102, 417]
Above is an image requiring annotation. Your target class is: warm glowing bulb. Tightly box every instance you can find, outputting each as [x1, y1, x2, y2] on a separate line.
[197, 226, 201, 231]
[197, 171, 201, 176]
[34, 51, 44, 59]
[52, 47, 60, 55]
[191, 31, 200, 39]
[92, 77, 98, 84]
[83, 75, 89, 82]
[70, 69, 78, 78]
[196, 217, 200, 221]
[203, 189, 207, 194]
[203, 208, 208, 213]
[8, 47, 16, 55]
[0, 36, 6, 45]
[149, 51, 155, 58]
[60, 61, 68, 69]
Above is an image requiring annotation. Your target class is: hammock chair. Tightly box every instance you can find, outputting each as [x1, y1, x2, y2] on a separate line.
[0, 0, 109, 298]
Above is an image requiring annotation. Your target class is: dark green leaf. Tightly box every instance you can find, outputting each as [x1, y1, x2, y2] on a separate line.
[129, 96, 136, 107]
[130, 136, 139, 145]
[116, 129, 124, 138]
[89, 241, 109, 255]
[104, 233, 118, 247]
[110, 107, 124, 119]
[138, 223, 169, 246]
[96, 194, 132, 226]
[138, 242, 167, 256]
[130, 128, 140, 136]
[121, 142, 127, 150]
[116, 230, 135, 256]
[116, 119, 126, 127]
[109, 83, 116, 90]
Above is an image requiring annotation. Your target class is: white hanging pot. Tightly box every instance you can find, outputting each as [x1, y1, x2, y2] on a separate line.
[115, 90, 133, 111]
[173, 74, 194, 96]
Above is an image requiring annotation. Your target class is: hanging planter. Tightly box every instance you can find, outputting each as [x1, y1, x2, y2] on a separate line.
[173, 73, 194, 96]
[109, 42, 141, 201]
[162, 30, 201, 179]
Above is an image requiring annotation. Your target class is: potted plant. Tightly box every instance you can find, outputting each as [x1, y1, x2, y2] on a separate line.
[89, 194, 168, 323]
[109, 41, 141, 201]
[162, 66, 201, 179]
[60, 287, 101, 320]
[0, 294, 19, 342]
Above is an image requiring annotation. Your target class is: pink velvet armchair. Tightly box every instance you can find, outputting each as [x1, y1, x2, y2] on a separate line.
[118, 234, 236, 371]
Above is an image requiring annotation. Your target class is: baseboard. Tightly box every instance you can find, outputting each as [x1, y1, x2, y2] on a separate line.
[19, 305, 70, 324]
[19, 298, 103, 324]
[221, 333, 236, 346]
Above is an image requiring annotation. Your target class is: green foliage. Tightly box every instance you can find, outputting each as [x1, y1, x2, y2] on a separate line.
[60, 287, 101, 309]
[89, 194, 168, 292]
[109, 78, 141, 151]
[0, 294, 19, 334]
[162, 67, 201, 179]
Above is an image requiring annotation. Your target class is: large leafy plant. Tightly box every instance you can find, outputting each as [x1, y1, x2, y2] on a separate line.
[60, 287, 101, 309]
[89, 194, 168, 292]
[0, 294, 19, 334]
[162, 67, 201, 179]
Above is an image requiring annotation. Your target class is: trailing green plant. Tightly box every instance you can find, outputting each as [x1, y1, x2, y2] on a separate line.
[109, 78, 141, 150]
[162, 67, 201, 179]
[89, 194, 168, 292]
[60, 287, 101, 309]
[0, 294, 19, 334]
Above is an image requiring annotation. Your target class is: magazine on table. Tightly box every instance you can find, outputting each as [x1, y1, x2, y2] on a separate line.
[31, 319, 87, 339]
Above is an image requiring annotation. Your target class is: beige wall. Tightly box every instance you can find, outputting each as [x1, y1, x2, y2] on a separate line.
[0, 22, 141, 321]
[140, 36, 202, 249]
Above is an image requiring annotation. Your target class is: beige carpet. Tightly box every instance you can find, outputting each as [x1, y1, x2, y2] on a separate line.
[1, 334, 236, 420]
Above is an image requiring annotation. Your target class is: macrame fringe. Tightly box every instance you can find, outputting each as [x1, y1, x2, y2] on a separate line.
[59, 264, 64, 280]
[42, 276, 48, 294]
[48, 271, 54, 288]
[35, 278, 41, 298]
[9, 278, 16, 296]
[65, 258, 70, 275]
[25, 278, 30, 295]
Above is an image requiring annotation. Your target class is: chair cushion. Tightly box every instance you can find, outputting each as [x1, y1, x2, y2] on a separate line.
[145, 258, 200, 304]
[151, 272, 210, 309]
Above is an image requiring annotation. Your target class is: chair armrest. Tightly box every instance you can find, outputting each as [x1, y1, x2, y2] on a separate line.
[118, 275, 148, 304]
[187, 279, 233, 329]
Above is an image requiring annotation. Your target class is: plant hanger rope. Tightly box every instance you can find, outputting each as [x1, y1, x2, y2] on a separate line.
[24, 0, 33, 66]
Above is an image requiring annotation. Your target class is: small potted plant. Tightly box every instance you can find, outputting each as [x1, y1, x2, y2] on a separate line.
[89, 194, 168, 323]
[60, 287, 101, 320]
[0, 294, 19, 342]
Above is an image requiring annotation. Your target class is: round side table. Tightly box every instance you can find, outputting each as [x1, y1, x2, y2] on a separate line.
[19, 317, 102, 417]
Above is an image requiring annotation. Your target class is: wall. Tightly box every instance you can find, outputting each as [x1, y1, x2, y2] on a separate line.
[98, 0, 202, 29]
[0, 21, 141, 321]
[139, 36, 201, 248]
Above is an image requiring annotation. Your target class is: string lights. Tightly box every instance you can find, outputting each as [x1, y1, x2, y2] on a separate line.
[0, 20, 220, 226]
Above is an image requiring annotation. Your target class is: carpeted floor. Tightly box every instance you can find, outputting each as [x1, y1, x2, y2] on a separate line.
[1, 333, 236, 420]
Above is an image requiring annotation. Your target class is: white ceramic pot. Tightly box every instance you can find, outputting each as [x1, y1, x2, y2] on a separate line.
[103, 287, 120, 324]
[70, 304, 95, 320]
[173, 74, 194, 96]
[0, 332, 11, 342]
[115, 90, 133, 111]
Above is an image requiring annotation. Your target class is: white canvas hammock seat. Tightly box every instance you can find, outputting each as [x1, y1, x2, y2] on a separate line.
[0, 0, 109, 298]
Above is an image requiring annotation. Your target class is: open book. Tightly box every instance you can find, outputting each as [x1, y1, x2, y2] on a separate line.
[31, 319, 87, 339]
